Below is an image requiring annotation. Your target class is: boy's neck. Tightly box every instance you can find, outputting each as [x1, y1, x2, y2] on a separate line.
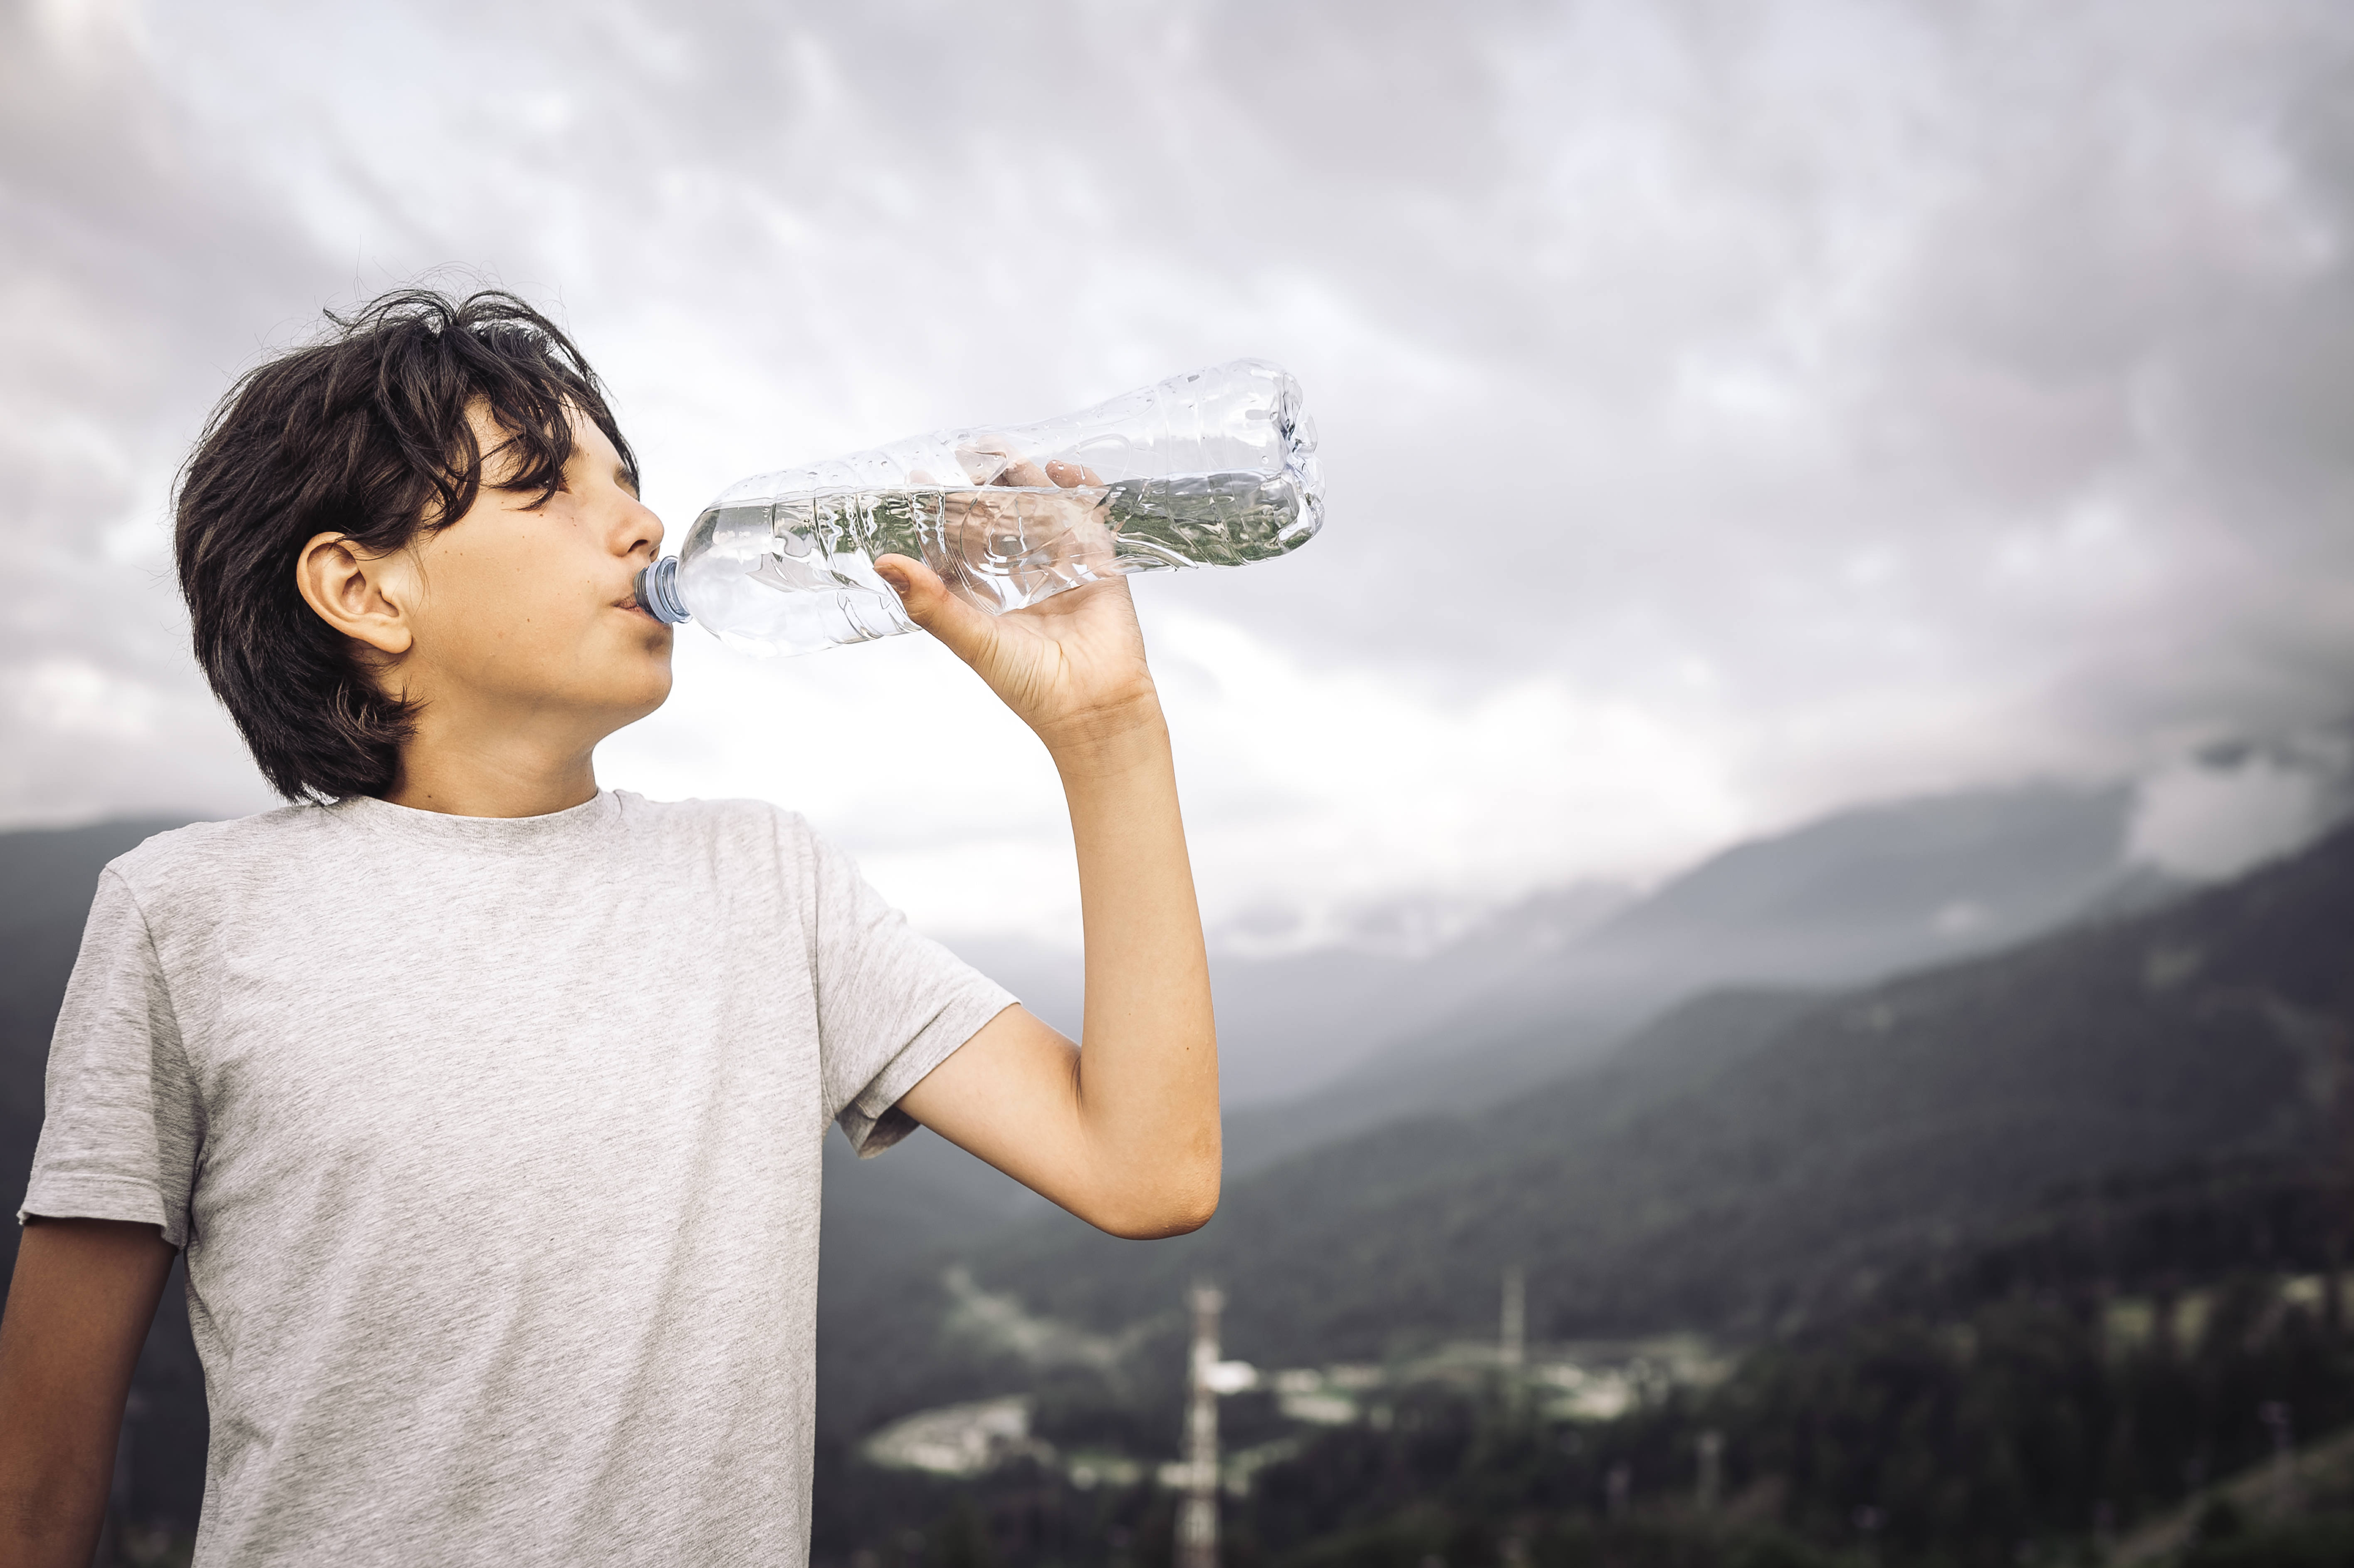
[380, 724, 604, 820]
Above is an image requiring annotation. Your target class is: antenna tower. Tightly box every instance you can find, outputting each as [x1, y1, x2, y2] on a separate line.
[1501, 1264, 1526, 1373]
[1177, 1283, 1224, 1568]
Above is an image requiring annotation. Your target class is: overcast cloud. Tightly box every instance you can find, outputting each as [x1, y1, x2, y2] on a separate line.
[5, 0, 2351, 943]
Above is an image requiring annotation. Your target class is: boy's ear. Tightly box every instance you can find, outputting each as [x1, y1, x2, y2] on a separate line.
[294, 533, 415, 658]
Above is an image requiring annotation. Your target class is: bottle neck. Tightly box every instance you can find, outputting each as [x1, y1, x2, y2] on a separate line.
[635, 556, 690, 625]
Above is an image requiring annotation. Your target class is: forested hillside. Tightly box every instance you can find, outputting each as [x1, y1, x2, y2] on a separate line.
[959, 820, 2352, 1368]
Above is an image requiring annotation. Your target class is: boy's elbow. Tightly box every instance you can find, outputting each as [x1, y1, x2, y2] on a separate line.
[1090, 1162, 1220, 1241]
[1156, 1175, 1221, 1238]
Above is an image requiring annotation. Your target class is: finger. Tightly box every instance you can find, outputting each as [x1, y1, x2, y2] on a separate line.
[873, 554, 999, 666]
[955, 439, 1019, 487]
[1044, 460, 1104, 489]
[958, 438, 1057, 490]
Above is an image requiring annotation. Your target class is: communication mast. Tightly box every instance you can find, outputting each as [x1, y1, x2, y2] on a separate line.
[1500, 1264, 1526, 1373]
[1177, 1283, 1224, 1568]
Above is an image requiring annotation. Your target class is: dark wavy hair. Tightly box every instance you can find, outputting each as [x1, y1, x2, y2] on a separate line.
[175, 288, 639, 801]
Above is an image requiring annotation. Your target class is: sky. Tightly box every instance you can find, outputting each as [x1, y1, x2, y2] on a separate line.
[5, 0, 2351, 946]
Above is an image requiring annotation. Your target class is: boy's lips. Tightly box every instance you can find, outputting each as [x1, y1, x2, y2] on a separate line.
[616, 593, 660, 623]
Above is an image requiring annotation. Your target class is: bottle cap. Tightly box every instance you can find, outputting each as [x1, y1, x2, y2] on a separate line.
[635, 557, 689, 625]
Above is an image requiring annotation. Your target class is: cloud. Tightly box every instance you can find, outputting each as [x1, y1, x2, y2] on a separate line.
[2127, 729, 2354, 880]
[5, 0, 2353, 935]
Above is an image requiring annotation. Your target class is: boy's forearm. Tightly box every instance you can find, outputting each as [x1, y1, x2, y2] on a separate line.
[874, 562, 1219, 1233]
[0, 1219, 175, 1567]
[0, 1501, 104, 1568]
[1050, 700, 1222, 1232]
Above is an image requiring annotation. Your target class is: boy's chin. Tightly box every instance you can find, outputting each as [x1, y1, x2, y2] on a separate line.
[565, 656, 673, 733]
[611, 668, 675, 723]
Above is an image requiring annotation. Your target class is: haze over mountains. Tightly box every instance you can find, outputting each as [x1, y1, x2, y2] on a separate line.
[886, 779, 2169, 1209]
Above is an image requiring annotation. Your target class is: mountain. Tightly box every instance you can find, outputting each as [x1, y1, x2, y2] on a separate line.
[1205, 780, 2161, 1174]
[1555, 781, 2146, 999]
[945, 816, 2352, 1377]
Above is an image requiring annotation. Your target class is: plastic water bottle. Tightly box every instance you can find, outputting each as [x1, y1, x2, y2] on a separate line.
[634, 359, 1323, 655]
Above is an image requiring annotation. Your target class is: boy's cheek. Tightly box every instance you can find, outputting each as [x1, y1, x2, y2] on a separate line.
[421, 581, 662, 705]
[425, 596, 573, 688]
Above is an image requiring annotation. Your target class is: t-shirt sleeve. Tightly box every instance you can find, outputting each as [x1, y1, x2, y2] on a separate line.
[18, 869, 202, 1247]
[803, 825, 1018, 1157]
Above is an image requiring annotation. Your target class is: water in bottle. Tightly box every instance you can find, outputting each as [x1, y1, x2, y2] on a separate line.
[634, 359, 1323, 655]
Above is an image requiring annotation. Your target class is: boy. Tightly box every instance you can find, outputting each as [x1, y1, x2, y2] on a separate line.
[0, 290, 1219, 1565]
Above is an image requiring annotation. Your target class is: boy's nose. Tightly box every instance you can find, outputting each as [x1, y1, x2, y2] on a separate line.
[626, 501, 664, 556]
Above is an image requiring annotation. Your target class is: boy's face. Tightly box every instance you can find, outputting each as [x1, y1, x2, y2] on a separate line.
[394, 405, 673, 735]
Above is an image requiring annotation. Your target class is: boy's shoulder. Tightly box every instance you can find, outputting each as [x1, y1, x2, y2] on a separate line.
[102, 804, 327, 896]
[610, 791, 813, 846]
[99, 794, 828, 917]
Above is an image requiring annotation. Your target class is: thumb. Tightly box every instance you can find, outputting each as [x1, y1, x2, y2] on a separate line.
[874, 554, 998, 665]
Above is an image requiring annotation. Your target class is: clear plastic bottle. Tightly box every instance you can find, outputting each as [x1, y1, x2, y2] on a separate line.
[634, 359, 1323, 655]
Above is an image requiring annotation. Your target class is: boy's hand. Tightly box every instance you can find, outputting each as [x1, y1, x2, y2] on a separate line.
[873, 460, 1161, 763]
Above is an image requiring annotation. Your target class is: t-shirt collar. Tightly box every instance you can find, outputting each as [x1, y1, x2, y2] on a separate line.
[331, 789, 622, 854]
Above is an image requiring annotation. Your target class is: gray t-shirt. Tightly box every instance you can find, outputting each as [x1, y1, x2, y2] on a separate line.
[20, 790, 1015, 1566]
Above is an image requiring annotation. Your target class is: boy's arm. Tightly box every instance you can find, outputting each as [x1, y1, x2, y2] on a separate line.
[0, 1217, 176, 1566]
[880, 548, 1219, 1240]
